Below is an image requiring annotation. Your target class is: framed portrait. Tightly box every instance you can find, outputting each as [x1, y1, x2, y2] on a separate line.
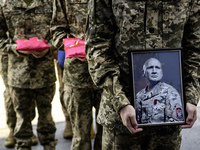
[128, 48, 186, 127]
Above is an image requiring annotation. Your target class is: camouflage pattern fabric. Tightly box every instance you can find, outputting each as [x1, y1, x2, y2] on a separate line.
[9, 84, 57, 148]
[55, 60, 70, 122]
[0, 54, 16, 133]
[0, 54, 36, 135]
[102, 126, 181, 150]
[0, 0, 57, 89]
[52, 0, 103, 149]
[64, 84, 102, 150]
[0, 0, 63, 149]
[86, 0, 200, 132]
[63, 58, 94, 88]
[24, 0, 32, 5]
[136, 82, 184, 124]
[60, 0, 92, 88]
[62, 0, 88, 40]
[85, 0, 200, 148]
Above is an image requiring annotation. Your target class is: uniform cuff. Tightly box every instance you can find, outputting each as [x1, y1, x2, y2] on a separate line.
[113, 93, 131, 114]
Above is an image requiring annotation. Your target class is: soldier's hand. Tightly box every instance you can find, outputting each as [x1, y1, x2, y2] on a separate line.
[120, 105, 143, 134]
[181, 103, 197, 128]
[18, 50, 33, 55]
[77, 57, 87, 61]
[32, 49, 49, 58]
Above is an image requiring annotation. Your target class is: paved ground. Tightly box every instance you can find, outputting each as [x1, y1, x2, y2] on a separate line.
[0, 76, 199, 150]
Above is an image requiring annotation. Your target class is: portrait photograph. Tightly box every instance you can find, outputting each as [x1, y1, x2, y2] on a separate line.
[128, 48, 186, 127]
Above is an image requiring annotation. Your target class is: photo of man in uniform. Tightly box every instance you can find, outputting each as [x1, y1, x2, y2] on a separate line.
[135, 57, 184, 125]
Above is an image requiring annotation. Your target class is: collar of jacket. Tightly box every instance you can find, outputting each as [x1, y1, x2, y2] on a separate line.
[13, 0, 46, 9]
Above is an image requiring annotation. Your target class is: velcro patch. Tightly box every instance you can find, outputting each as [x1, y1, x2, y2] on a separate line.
[176, 107, 183, 118]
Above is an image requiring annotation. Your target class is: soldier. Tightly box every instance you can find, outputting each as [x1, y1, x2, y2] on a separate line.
[0, 54, 38, 148]
[54, 55, 73, 139]
[0, 34, 38, 147]
[86, 0, 199, 149]
[51, 0, 102, 149]
[136, 58, 184, 124]
[0, 0, 63, 149]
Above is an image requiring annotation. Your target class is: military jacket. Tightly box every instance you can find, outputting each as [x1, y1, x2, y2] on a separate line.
[62, 0, 88, 40]
[136, 82, 183, 124]
[86, 0, 200, 132]
[0, 0, 57, 89]
[56, 0, 93, 88]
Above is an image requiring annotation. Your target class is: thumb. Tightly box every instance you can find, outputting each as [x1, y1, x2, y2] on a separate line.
[186, 109, 197, 125]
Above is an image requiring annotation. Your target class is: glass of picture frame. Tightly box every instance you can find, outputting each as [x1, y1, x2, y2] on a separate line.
[128, 48, 186, 127]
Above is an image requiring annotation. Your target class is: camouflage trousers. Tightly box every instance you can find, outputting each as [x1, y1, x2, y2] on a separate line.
[64, 84, 102, 150]
[102, 125, 182, 150]
[55, 60, 70, 122]
[9, 84, 57, 149]
[0, 55, 35, 135]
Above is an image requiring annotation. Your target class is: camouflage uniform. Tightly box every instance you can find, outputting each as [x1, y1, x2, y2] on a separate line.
[0, 54, 16, 135]
[0, 54, 35, 141]
[55, 60, 70, 123]
[86, 0, 200, 149]
[54, 59, 72, 139]
[0, 0, 63, 149]
[136, 82, 184, 124]
[52, 0, 102, 149]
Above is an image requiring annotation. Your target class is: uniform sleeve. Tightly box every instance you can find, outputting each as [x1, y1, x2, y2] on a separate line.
[183, 0, 200, 106]
[0, 5, 17, 55]
[50, 0, 69, 51]
[166, 86, 183, 121]
[135, 93, 142, 123]
[85, 0, 130, 113]
[0, 4, 27, 56]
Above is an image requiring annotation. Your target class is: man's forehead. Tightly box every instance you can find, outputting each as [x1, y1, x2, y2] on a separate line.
[147, 58, 161, 67]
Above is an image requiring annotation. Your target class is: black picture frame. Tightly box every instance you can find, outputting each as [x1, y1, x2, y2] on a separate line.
[128, 48, 186, 127]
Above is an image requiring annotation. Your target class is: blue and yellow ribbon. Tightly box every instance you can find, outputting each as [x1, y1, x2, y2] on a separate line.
[69, 41, 79, 47]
